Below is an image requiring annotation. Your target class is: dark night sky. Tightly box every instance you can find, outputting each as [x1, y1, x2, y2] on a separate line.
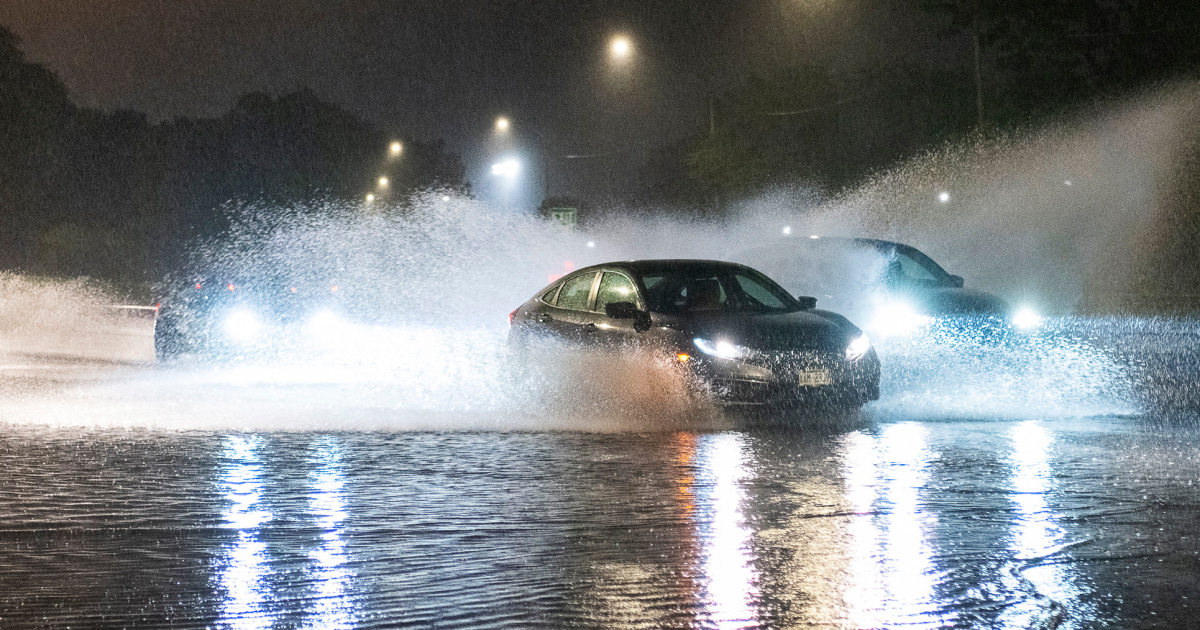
[0, 1, 954, 201]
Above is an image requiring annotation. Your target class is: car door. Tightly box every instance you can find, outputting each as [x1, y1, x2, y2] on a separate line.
[537, 271, 600, 345]
[588, 270, 645, 348]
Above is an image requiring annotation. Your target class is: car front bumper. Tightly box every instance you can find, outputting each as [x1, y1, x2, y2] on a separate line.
[688, 348, 881, 407]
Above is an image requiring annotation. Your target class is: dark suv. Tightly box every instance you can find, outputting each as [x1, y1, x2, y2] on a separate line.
[734, 237, 1019, 338]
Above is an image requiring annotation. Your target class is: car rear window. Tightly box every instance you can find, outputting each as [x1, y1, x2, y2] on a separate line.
[556, 273, 595, 311]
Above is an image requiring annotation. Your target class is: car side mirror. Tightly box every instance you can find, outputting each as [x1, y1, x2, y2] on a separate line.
[949, 275, 965, 288]
[605, 301, 640, 319]
[606, 301, 652, 332]
[796, 296, 818, 310]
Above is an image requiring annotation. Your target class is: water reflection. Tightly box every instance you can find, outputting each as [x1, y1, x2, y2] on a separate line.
[844, 431, 885, 628]
[1000, 421, 1091, 628]
[843, 423, 953, 628]
[215, 436, 275, 630]
[304, 436, 356, 629]
[695, 433, 760, 629]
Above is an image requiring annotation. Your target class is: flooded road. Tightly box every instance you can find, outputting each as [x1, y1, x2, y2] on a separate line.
[1, 418, 1198, 629]
[1, 317, 1199, 628]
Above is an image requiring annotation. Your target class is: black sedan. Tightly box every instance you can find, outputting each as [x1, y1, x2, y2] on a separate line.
[508, 260, 880, 408]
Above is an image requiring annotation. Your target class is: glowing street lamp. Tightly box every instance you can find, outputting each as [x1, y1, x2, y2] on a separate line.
[495, 116, 510, 133]
[365, 193, 376, 203]
[610, 35, 632, 61]
[938, 191, 951, 203]
[378, 176, 389, 188]
[389, 141, 403, 156]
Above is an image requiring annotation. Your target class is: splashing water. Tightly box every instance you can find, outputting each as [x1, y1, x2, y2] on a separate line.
[5, 82, 1200, 429]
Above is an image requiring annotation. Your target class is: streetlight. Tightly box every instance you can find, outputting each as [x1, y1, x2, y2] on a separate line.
[389, 141, 403, 156]
[495, 116, 510, 133]
[610, 35, 632, 61]
[938, 191, 951, 203]
[365, 193, 376, 203]
[378, 176, 389, 189]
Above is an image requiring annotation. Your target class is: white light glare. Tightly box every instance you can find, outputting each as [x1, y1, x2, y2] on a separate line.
[782, 225, 792, 235]
[810, 234, 820, 240]
[586, 241, 596, 248]
[611, 36, 631, 59]
[307, 310, 349, 343]
[491, 159, 520, 178]
[846, 334, 871, 360]
[870, 301, 932, 338]
[938, 191, 950, 203]
[1012, 307, 1042, 330]
[694, 337, 749, 360]
[224, 310, 263, 343]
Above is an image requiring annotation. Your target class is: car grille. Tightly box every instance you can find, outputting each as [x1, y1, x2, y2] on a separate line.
[749, 349, 841, 373]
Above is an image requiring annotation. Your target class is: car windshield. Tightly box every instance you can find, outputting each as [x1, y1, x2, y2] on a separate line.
[640, 267, 798, 315]
[877, 244, 954, 287]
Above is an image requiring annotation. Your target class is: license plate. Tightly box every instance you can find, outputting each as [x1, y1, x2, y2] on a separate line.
[797, 369, 833, 387]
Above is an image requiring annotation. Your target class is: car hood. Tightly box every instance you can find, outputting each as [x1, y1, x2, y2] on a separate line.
[914, 287, 1009, 315]
[685, 310, 851, 353]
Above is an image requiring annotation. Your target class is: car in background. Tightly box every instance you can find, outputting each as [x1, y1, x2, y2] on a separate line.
[733, 237, 1035, 338]
[508, 259, 880, 408]
[153, 275, 354, 360]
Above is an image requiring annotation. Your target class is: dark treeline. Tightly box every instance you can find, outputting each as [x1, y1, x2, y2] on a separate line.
[633, 0, 1200, 206]
[0, 26, 465, 287]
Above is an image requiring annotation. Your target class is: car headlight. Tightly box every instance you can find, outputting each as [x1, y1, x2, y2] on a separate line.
[223, 309, 262, 342]
[869, 300, 932, 338]
[307, 310, 348, 342]
[846, 334, 871, 360]
[693, 337, 752, 360]
[1012, 307, 1041, 330]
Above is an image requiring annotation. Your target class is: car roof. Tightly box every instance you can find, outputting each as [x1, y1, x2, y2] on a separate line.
[569, 259, 760, 276]
[749, 236, 922, 254]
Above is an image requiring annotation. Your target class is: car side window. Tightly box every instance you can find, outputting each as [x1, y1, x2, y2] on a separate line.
[593, 272, 639, 312]
[540, 283, 562, 305]
[556, 273, 596, 311]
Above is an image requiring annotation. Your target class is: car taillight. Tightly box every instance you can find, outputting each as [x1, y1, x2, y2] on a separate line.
[508, 308, 519, 325]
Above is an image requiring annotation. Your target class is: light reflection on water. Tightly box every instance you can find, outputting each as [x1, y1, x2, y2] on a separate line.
[214, 435, 357, 630]
[1000, 421, 1092, 628]
[694, 433, 760, 629]
[843, 423, 954, 628]
[304, 436, 356, 629]
[215, 436, 275, 630]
